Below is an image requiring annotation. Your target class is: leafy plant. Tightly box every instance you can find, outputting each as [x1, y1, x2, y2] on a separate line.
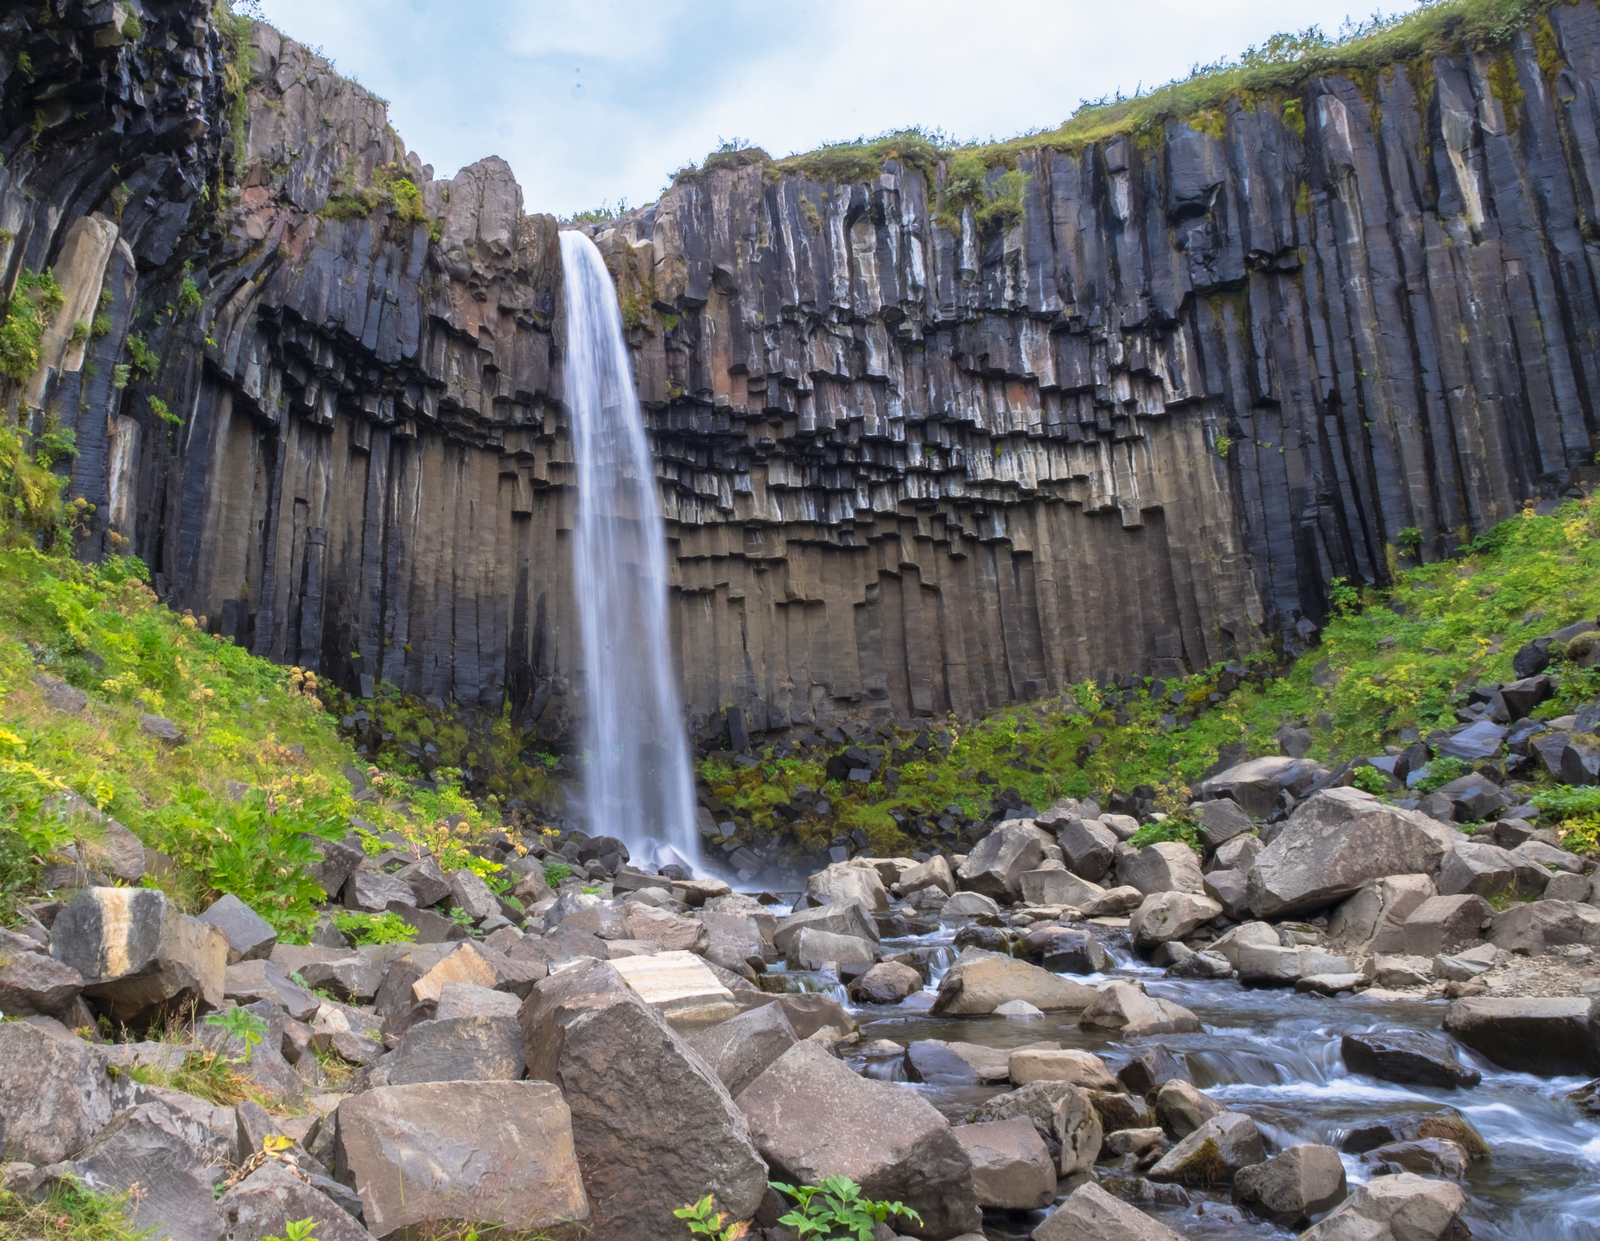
[333, 909, 418, 945]
[149, 397, 181, 426]
[0, 268, 65, 383]
[1214, 435, 1234, 457]
[1127, 816, 1200, 851]
[1412, 756, 1471, 795]
[178, 278, 203, 317]
[205, 1006, 268, 1061]
[1397, 526, 1424, 556]
[1350, 764, 1391, 796]
[0, 1180, 154, 1241]
[770, 1177, 922, 1241]
[124, 332, 157, 378]
[263, 1221, 318, 1241]
[674, 1195, 748, 1240]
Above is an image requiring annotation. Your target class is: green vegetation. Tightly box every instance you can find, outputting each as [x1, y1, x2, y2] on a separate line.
[0, 418, 90, 551]
[148, 396, 181, 425]
[674, 1195, 748, 1240]
[178, 277, 203, 317]
[333, 908, 419, 945]
[770, 1177, 923, 1241]
[0, 267, 65, 383]
[263, 1223, 319, 1241]
[0, 1181, 153, 1241]
[543, 860, 572, 885]
[216, 0, 256, 174]
[124, 332, 158, 378]
[204, 1006, 267, 1059]
[321, 161, 440, 240]
[1532, 786, 1600, 853]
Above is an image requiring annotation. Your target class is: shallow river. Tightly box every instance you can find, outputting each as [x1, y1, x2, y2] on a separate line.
[782, 921, 1600, 1240]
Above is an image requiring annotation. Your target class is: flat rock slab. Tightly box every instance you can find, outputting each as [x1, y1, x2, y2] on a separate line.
[1443, 996, 1600, 1076]
[68, 1100, 222, 1241]
[933, 949, 1097, 1015]
[608, 949, 739, 1029]
[334, 1081, 587, 1240]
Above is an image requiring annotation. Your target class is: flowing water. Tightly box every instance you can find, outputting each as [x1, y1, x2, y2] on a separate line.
[559, 231, 699, 870]
[787, 920, 1600, 1240]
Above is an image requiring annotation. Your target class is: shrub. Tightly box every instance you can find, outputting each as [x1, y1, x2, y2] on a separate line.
[333, 909, 419, 945]
[0, 268, 64, 383]
[770, 1176, 923, 1241]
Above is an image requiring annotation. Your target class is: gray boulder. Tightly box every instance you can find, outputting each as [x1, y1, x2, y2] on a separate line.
[1358, 1138, 1472, 1181]
[69, 1100, 222, 1241]
[736, 1040, 981, 1238]
[771, 901, 878, 954]
[953, 1116, 1055, 1210]
[343, 870, 415, 913]
[1443, 996, 1600, 1075]
[1147, 1111, 1265, 1184]
[1340, 1110, 1490, 1162]
[957, 823, 1044, 900]
[386, 1014, 526, 1086]
[898, 854, 956, 897]
[50, 888, 227, 1023]
[1056, 817, 1118, 881]
[1196, 756, 1327, 819]
[1340, 1031, 1481, 1089]
[1022, 925, 1111, 974]
[1079, 982, 1202, 1037]
[1130, 892, 1222, 947]
[195, 895, 277, 965]
[1201, 868, 1250, 920]
[933, 949, 1097, 1015]
[684, 1003, 799, 1099]
[334, 1081, 587, 1239]
[1247, 789, 1457, 919]
[222, 959, 320, 1022]
[1298, 1173, 1467, 1241]
[805, 860, 889, 912]
[217, 1160, 375, 1241]
[786, 927, 875, 976]
[1327, 875, 1437, 953]
[1032, 1180, 1184, 1241]
[445, 867, 499, 923]
[1190, 798, 1255, 848]
[1155, 1080, 1225, 1140]
[0, 949, 84, 1017]
[1401, 894, 1493, 957]
[1232, 1143, 1347, 1228]
[1118, 842, 1205, 896]
[0, 1020, 117, 1162]
[848, 960, 923, 1004]
[1020, 868, 1107, 909]
[1488, 899, 1600, 954]
[1210, 832, 1264, 873]
[1438, 842, 1549, 899]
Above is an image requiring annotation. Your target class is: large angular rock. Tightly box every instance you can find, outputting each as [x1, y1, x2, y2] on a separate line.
[1079, 982, 1202, 1037]
[1147, 1110, 1264, 1185]
[1359, 1138, 1472, 1180]
[1197, 756, 1327, 819]
[521, 960, 765, 1240]
[954, 1116, 1055, 1210]
[1056, 817, 1118, 881]
[411, 940, 543, 1003]
[623, 904, 709, 952]
[1328, 875, 1437, 953]
[736, 1040, 981, 1238]
[1009, 1048, 1118, 1090]
[685, 1003, 799, 1099]
[1298, 1173, 1468, 1241]
[297, 953, 383, 1004]
[848, 960, 923, 1004]
[334, 1081, 587, 1240]
[904, 1039, 1021, 1086]
[1247, 789, 1456, 919]
[50, 888, 227, 1023]
[932, 949, 1096, 1015]
[217, 1161, 375, 1241]
[699, 910, 766, 977]
[770, 901, 878, 954]
[1232, 1143, 1347, 1228]
[1341, 1031, 1481, 1089]
[1443, 996, 1600, 1075]
[786, 927, 875, 977]
[769, 991, 856, 1039]
[1488, 899, 1600, 954]
[1155, 1081, 1224, 1139]
[0, 1020, 117, 1162]
[1130, 892, 1222, 947]
[963, 1079, 1100, 1174]
[1202, 868, 1250, 919]
[957, 823, 1045, 900]
[1208, 921, 1281, 969]
[0, 949, 84, 1017]
[222, 959, 319, 1022]
[343, 869, 415, 913]
[1118, 842, 1205, 896]
[1190, 798, 1255, 848]
[609, 949, 739, 1029]
[1032, 1180, 1184, 1241]
[1438, 842, 1549, 899]
[1023, 925, 1112, 973]
[1020, 868, 1106, 909]
[941, 891, 1004, 918]
[386, 1014, 526, 1086]
[1401, 894, 1493, 957]
[898, 854, 956, 897]
[805, 860, 889, 911]
[194, 895, 277, 965]
[69, 1100, 222, 1241]
[1340, 1110, 1490, 1161]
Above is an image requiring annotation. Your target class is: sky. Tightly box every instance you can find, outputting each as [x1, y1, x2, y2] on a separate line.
[252, 0, 1421, 219]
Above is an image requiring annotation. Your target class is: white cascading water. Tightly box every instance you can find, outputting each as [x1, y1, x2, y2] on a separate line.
[559, 230, 700, 872]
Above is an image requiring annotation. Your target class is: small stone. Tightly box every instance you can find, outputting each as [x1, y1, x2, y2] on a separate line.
[139, 713, 187, 743]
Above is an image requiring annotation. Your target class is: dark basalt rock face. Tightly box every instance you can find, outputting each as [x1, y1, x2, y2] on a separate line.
[4, 3, 1600, 742]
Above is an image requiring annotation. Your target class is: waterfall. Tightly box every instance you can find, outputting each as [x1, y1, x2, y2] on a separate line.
[559, 230, 700, 872]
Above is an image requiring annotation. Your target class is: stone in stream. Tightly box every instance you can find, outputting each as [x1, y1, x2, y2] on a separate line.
[965, 1079, 1102, 1173]
[804, 859, 890, 911]
[768, 991, 856, 1039]
[1130, 891, 1222, 947]
[1056, 817, 1118, 881]
[1246, 788, 1458, 919]
[1146, 1111, 1265, 1185]
[932, 949, 1097, 1015]
[1117, 842, 1206, 896]
[217, 1161, 376, 1241]
[1340, 1110, 1490, 1161]
[847, 959, 923, 1004]
[1340, 1031, 1481, 1089]
[1231, 1143, 1348, 1228]
[1021, 924, 1111, 973]
[684, 1003, 798, 1099]
[194, 894, 277, 964]
[1400, 894, 1494, 957]
[1032, 1179, 1186, 1241]
[1443, 996, 1600, 1075]
[904, 1038, 1035, 1085]
[1207, 920, 1281, 968]
[736, 1040, 982, 1237]
[335, 1081, 587, 1239]
[953, 1116, 1057, 1210]
[1078, 981, 1202, 1037]
[1106, 1126, 1165, 1155]
[1009, 1048, 1119, 1090]
[1118, 1046, 1190, 1096]
[1154, 1080, 1224, 1139]
[1359, 1137, 1472, 1181]
[1090, 1089, 1155, 1134]
[66, 1100, 223, 1241]
[1297, 1172, 1468, 1241]
[50, 887, 227, 1023]
[522, 960, 765, 1238]
[957, 822, 1045, 900]
[770, 900, 879, 953]
[785, 927, 876, 978]
[1236, 944, 1353, 986]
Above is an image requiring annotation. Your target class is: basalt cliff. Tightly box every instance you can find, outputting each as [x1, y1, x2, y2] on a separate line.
[3, 0, 1599, 743]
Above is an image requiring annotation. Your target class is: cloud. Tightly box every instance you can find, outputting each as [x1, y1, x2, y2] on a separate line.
[255, 0, 1417, 216]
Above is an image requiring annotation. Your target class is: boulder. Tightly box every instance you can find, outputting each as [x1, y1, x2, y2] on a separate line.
[954, 1116, 1056, 1210]
[50, 887, 227, 1023]
[609, 949, 740, 1029]
[194, 895, 277, 965]
[1116, 1047, 1190, 1097]
[957, 823, 1045, 900]
[222, 959, 319, 1022]
[1232, 1143, 1347, 1228]
[1009, 1048, 1119, 1091]
[1208, 921, 1281, 969]
[334, 1081, 587, 1240]
[770, 901, 878, 954]
[1297, 1173, 1467, 1241]
[343, 869, 415, 913]
[1154, 1080, 1224, 1139]
[1197, 756, 1327, 819]
[1056, 818, 1118, 881]
[1514, 838, 1586, 873]
[1032, 1180, 1185, 1241]
[386, 1014, 526, 1086]
[932, 949, 1097, 1015]
[68, 1100, 222, 1241]
[805, 860, 889, 912]
[941, 891, 1004, 919]
[0, 1020, 117, 1163]
[621, 903, 712, 952]
[1433, 943, 1497, 982]
[1024, 925, 1112, 974]
[1247, 789, 1456, 919]
[964, 1080, 1101, 1172]
[1544, 872, 1593, 902]
[1488, 899, 1600, 954]
[786, 927, 875, 977]
[1079, 982, 1202, 1037]
[1118, 843, 1205, 896]
[699, 910, 766, 977]
[1401, 894, 1493, 957]
[769, 991, 856, 1039]
[1106, 1126, 1165, 1155]
[1130, 892, 1222, 947]
[1211, 833, 1265, 873]
[1146, 1111, 1265, 1185]
[848, 960, 923, 1004]
[736, 1040, 981, 1238]
[898, 854, 956, 897]
[1084, 885, 1145, 917]
[1340, 1110, 1490, 1161]
[1370, 954, 1436, 988]
[521, 960, 766, 1239]
[1020, 868, 1106, 909]
[1327, 875, 1437, 953]
[297, 953, 383, 1004]
[1443, 996, 1600, 1075]
[1359, 1138, 1471, 1180]
[684, 1003, 799, 1099]
[393, 857, 450, 908]
[1201, 869, 1250, 920]
[1340, 1031, 1481, 1089]
[1190, 798, 1255, 848]
[0, 949, 84, 1017]
[1237, 944, 1353, 986]
[434, 980, 523, 1019]
[1429, 771, 1510, 822]
[445, 868, 499, 923]
[217, 1161, 375, 1241]
[1438, 842, 1549, 899]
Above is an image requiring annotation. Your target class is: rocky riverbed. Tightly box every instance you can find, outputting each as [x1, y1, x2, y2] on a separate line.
[4, 777, 1600, 1241]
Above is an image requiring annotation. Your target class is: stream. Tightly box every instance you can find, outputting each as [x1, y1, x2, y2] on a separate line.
[776, 919, 1600, 1240]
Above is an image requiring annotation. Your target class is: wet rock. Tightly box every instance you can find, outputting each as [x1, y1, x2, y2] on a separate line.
[1106, 1126, 1165, 1155]
[195, 895, 278, 965]
[1296, 972, 1365, 995]
[610, 949, 739, 1029]
[1438, 842, 1550, 899]
[737, 1040, 981, 1238]
[966, 1080, 1101, 1169]
[1155, 1081, 1225, 1139]
[1021, 925, 1111, 973]
[1297, 1173, 1468, 1241]
[684, 1003, 798, 1099]
[1208, 921, 1281, 968]
[1168, 949, 1233, 979]
[805, 860, 889, 912]
[386, 1014, 525, 1086]
[1340, 1032, 1481, 1089]
[1032, 1180, 1185, 1241]
[1130, 892, 1222, 947]
[522, 959, 765, 1239]
[0, 1020, 116, 1163]
[217, 1161, 375, 1241]
[1236, 944, 1352, 986]
[1328, 874, 1438, 954]
[1247, 789, 1457, 919]
[0, 950, 83, 1018]
[1090, 1089, 1156, 1134]
[1489, 900, 1600, 954]
[953, 923, 1012, 953]
[1190, 798, 1255, 849]
[955, 1116, 1056, 1210]
[1079, 982, 1202, 1037]
[786, 927, 875, 977]
[1358, 1138, 1471, 1181]
[222, 959, 319, 1022]
[1020, 868, 1107, 909]
[1118, 1047, 1191, 1097]
[50, 887, 227, 1023]
[770, 901, 879, 953]
[958, 822, 1045, 901]
[1339, 1110, 1490, 1161]
[769, 991, 856, 1039]
[1147, 1111, 1264, 1185]
[1009, 1048, 1119, 1090]
[68, 1100, 222, 1241]
[1401, 894, 1494, 957]
[1232, 1143, 1347, 1228]
[334, 1081, 587, 1240]
[906, 1038, 1029, 1085]
[1057, 817, 1118, 881]
[933, 949, 1097, 1015]
[1443, 996, 1600, 1075]
[848, 960, 923, 1004]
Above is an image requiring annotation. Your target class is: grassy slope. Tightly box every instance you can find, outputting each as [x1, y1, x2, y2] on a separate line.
[703, 500, 1600, 858]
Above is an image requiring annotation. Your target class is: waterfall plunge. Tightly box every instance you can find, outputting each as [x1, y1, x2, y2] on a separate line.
[560, 231, 700, 871]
